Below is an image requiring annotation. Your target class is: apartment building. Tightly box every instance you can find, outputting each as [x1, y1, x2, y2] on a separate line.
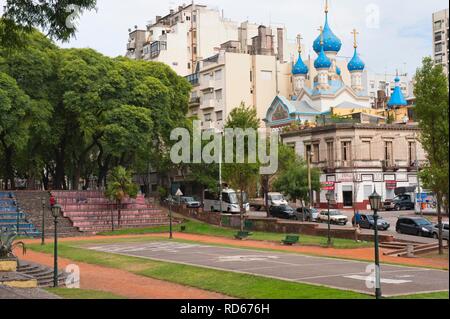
[362, 72, 412, 109]
[186, 25, 295, 129]
[126, 3, 294, 76]
[433, 8, 449, 75]
[281, 123, 426, 209]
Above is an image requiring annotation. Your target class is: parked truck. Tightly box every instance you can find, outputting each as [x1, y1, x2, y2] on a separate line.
[383, 187, 416, 211]
[250, 192, 288, 211]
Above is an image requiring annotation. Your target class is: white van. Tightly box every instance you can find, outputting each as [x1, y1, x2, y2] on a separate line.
[203, 189, 250, 214]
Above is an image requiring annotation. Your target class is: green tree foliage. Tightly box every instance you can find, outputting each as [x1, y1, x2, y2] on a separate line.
[105, 166, 139, 228]
[1, 0, 97, 48]
[0, 72, 30, 189]
[0, 29, 190, 191]
[414, 57, 449, 254]
[222, 103, 260, 230]
[273, 156, 321, 206]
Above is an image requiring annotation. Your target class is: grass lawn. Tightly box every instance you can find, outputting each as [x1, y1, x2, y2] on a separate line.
[28, 243, 371, 299]
[28, 242, 448, 300]
[391, 291, 449, 299]
[98, 219, 372, 249]
[45, 288, 126, 299]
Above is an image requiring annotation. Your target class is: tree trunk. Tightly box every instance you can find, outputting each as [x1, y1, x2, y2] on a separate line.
[117, 200, 122, 228]
[437, 193, 444, 255]
[54, 149, 65, 190]
[4, 146, 15, 190]
[240, 190, 244, 232]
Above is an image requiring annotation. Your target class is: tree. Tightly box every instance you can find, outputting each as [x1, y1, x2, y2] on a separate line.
[1, 0, 97, 48]
[222, 103, 260, 231]
[105, 166, 139, 229]
[0, 72, 31, 189]
[414, 57, 449, 255]
[273, 157, 321, 207]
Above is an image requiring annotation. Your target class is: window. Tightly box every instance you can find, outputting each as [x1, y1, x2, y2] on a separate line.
[434, 20, 442, 30]
[435, 32, 442, 42]
[435, 43, 443, 53]
[261, 70, 272, 81]
[192, 15, 197, 22]
[215, 70, 222, 81]
[361, 141, 371, 160]
[186, 16, 190, 21]
[216, 111, 223, 121]
[204, 113, 212, 122]
[187, 62, 191, 70]
[305, 144, 312, 161]
[385, 141, 393, 165]
[327, 142, 334, 167]
[250, 70, 253, 82]
[408, 142, 417, 166]
[313, 144, 320, 163]
[215, 89, 223, 101]
[341, 142, 352, 162]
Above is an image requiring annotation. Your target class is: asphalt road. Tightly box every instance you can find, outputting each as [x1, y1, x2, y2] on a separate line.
[86, 241, 449, 297]
[247, 210, 448, 244]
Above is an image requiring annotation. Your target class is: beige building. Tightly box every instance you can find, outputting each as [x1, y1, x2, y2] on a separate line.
[433, 8, 449, 76]
[126, 3, 295, 76]
[186, 26, 295, 128]
[281, 123, 426, 209]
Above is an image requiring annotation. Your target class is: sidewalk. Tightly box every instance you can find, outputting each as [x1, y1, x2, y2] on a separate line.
[18, 250, 231, 299]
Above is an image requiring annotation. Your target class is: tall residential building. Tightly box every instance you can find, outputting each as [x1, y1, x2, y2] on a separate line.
[125, 3, 294, 76]
[432, 8, 449, 75]
[186, 25, 294, 129]
[362, 71, 412, 109]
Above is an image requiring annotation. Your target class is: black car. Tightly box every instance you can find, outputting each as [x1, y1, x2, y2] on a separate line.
[269, 205, 297, 220]
[396, 217, 434, 237]
[384, 194, 415, 211]
[352, 214, 390, 231]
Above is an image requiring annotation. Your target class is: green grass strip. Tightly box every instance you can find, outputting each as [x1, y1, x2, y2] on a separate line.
[45, 288, 126, 299]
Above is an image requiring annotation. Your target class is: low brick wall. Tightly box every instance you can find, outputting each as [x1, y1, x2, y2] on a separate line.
[169, 205, 395, 243]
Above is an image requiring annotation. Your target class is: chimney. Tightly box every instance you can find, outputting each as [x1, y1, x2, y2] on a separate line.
[156, 16, 161, 23]
[170, 9, 174, 15]
[277, 28, 284, 61]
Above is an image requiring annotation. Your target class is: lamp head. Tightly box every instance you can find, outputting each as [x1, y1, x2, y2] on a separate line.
[369, 189, 382, 211]
[51, 204, 62, 218]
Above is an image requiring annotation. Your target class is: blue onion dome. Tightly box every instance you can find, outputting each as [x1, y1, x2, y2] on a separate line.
[336, 66, 342, 76]
[314, 45, 332, 69]
[313, 13, 342, 53]
[347, 48, 365, 72]
[292, 53, 309, 75]
[387, 76, 407, 108]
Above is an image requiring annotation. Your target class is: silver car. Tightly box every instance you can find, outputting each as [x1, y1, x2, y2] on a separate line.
[432, 222, 449, 241]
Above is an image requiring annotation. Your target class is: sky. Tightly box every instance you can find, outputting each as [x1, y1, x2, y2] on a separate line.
[1, 0, 448, 77]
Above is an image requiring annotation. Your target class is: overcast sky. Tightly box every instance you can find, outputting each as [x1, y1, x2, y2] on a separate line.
[2, 0, 448, 77]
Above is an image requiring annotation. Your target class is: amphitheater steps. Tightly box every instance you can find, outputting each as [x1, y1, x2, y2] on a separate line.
[17, 261, 67, 288]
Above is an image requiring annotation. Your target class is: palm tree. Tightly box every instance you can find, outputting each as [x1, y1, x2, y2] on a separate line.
[105, 166, 139, 229]
[0, 228, 26, 259]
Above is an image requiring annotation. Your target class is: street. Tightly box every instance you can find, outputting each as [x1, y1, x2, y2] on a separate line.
[247, 209, 449, 244]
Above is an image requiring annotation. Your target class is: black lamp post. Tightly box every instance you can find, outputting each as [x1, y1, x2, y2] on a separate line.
[41, 197, 46, 245]
[51, 204, 62, 288]
[369, 189, 382, 299]
[325, 191, 333, 247]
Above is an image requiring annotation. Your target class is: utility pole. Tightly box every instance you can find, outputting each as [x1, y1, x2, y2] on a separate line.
[415, 132, 423, 216]
[307, 151, 313, 209]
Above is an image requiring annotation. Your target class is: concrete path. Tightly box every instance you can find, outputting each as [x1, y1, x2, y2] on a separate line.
[86, 241, 449, 297]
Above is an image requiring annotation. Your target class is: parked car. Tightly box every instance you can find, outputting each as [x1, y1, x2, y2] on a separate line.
[164, 195, 179, 206]
[318, 210, 348, 225]
[432, 222, 449, 241]
[352, 214, 390, 231]
[396, 217, 434, 237]
[179, 196, 201, 208]
[296, 207, 319, 222]
[269, 205, 297, 220]
[384, 194, 415, 211]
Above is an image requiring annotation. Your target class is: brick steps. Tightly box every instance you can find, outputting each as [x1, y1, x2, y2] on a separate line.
[17, 261, 67, 288]
[77, 222, 170, 233]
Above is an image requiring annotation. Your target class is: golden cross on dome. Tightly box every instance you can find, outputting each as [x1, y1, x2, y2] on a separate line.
[318, 26, 324, 45]
[325, 0, 329, 13]
[351, 28, 359, 48]
[297, 34, 303, 53]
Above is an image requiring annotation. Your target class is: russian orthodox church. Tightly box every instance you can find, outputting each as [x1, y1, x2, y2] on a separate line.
[265, 4, 374, 128]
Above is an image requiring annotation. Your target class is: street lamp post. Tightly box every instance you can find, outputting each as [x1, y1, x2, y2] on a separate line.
[369, 189, 382, 299]
[325, 191, 333, 247]
[41, 197, 46, 245]
[215, 128, 224, 214]
[51, 204, 62, 288]
[307, 151, 314, 209]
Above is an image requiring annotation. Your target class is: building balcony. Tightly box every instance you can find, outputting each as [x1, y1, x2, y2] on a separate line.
[127, 41, 136, 51]
[201, 99, 216, 110]
[200, 80, 215, 91]
[189, 96, 200, 107]
[382, 160, 398, 172]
